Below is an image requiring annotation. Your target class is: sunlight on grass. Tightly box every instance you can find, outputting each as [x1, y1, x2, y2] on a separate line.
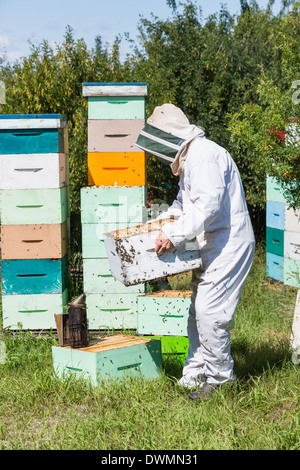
[0, 246, 299, 450]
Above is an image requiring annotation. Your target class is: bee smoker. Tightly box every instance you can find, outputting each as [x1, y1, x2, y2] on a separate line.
[55, 293, 88, 348]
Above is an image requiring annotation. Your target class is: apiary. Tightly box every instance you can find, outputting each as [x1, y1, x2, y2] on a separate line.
[104, 218, 202, 286]
[52, 334, 162, 384]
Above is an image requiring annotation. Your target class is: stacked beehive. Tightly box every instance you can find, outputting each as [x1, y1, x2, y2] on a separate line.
[137, 290, 191, 342]
[81, 83, 148, 330]
[266, 175, 300, 288]
[0, 114, 70, 329]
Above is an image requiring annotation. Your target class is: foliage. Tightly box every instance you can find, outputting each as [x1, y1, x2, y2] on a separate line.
[129, 1, 299, 237]
[228, 77, 299, 209]
[0, 2, 299, 243]
[228, 2, 300, 210]
[0, 246, 299, 450]
[0, 26, 133, 250]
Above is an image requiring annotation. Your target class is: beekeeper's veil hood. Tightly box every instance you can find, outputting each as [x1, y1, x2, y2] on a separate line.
[135, 103, 205, 176]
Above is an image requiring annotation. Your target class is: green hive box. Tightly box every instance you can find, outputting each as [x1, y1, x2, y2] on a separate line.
[52, 334, 162, 385]
[137, 290, 191, 337]
[142, 335, 189, 355]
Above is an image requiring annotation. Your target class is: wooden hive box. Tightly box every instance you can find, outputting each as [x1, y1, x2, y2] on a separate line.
[284, 257, 300, 287]
[2, 290, 68, 330]
[266, 227, 284, 257]
[83, 258, 145, 294]
[87, 119, 145, 153]
[82, 221, 138, 259]
[284, 231, 300, 261]
[285, 206, 300, 233]
[266, 201, 285, 230]
[0, 187, 69, 225]
[1, 222, 68, 260]
[137, 290, 191, 336]
[82, 82, 147, 121]
[85, 292, 139, 330]
[0, 153, 68, 190]
[52, 334, 162, 385]
[87, 151, 146, 187]
[1, 255, 68, 295]
[104, 218, 202, 286]
[266, 252, 284, 282]
[80, 186, 147, 225]
[0, 114, 68, 154]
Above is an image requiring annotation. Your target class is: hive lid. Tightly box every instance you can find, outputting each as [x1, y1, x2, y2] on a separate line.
[82, 82, 147, 97]
[0, 114, 67, 129]
[59, 334, 156, 353]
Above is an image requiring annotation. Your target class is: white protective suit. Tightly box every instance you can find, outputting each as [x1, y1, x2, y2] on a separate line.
[136, 104, 256, 388]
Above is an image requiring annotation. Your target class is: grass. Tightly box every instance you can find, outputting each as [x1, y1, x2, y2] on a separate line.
[0, 245, 299, 450]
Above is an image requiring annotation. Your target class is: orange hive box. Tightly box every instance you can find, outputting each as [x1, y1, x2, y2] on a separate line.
[88, 152, 146, 187]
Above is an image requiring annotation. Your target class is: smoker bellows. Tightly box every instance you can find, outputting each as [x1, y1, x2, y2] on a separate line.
[104, 218, 202, 286]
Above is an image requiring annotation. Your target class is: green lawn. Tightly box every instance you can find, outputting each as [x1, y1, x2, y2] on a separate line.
[0, 245, 299, 450]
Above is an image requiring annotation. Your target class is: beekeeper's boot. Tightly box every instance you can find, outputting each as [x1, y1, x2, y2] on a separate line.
[188, 382, 221, 401]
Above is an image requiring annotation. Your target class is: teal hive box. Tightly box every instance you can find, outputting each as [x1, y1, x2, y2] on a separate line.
[1, 256, 68, 295]
[52, 334, 162, 385]
[0, 114, 68, 154]
[137, 290, 191, 336]
[266, 252, 284, 282]
[0, 187, 69, 225]
[83, 258, 145, 294]
[266, 227, 284, 257]
[0, 128, 66, 154]
[85, 293, 139, 330]
[87, 96, 146, 120]
[80, 186, 147, 225]
[2, 290, 68, 330]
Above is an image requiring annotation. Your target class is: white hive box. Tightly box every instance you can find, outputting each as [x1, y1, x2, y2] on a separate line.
[104, 218, 202, 286]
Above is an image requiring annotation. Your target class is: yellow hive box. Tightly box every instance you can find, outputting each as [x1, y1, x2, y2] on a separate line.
[88, 152, 146, 186]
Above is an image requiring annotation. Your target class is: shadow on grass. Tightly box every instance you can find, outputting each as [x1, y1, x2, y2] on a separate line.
[162, 353, 186, 381]
[232, 335, 291, 381]
[161, 336, 292, 384]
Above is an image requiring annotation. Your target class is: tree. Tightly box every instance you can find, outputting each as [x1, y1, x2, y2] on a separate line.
[228, 2, 300, 214]
[129, 0, 293, 238]
[0, 27, 131, 251]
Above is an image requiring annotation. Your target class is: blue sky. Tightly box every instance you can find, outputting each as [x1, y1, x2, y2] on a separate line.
[0, 0, 283, 64]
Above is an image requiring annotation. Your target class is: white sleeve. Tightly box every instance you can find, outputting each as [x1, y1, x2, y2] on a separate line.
[161, 156, 226, 246]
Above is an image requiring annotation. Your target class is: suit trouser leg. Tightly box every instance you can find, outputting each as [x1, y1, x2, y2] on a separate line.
[180, 240, 255, 387]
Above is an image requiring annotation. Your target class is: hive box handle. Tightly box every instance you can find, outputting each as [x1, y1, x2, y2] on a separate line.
[13, 131, 43, 136]
[104, 134, 130, 138]
[102, 167, 129, 171]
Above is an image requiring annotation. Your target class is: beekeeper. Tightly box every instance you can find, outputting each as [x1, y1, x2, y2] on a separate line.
[135, 103, 255, 401]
